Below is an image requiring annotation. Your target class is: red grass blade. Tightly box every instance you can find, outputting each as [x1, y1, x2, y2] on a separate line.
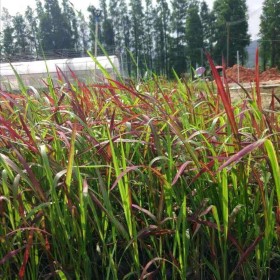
[218, 138, 265, 172]
[12, 147, 47, 202]
[231, 233, 264, 277]
[68, 67, 93, 113]
[132, 204, 157, 223]
[255, 48, 262, 110]
[109, 109, 116, 134]
[206, 53, 239, 144]
[18, 114, 39, 153]
[222, 56, 231, 106]
[0, 247, 23, 265]
[190, 160, 216, 185]
[0, 116, 37, 153]
[111, 165, 142, 191]
[19, 229, 34, 280]
[55, 65, 64, 82]
[5, 227, 50, 239]
[140, 257, 167, 280]
[172, 161, 193, 186]
[188, 216, 243, 253]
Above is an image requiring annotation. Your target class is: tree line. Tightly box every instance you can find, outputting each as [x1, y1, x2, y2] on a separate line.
[0, 0, 278, 77]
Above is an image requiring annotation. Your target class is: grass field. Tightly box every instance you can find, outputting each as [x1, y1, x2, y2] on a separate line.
[1, 54, 280, 279]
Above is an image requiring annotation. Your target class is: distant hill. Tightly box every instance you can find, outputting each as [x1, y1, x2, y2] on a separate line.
[246, 40, 259, 68]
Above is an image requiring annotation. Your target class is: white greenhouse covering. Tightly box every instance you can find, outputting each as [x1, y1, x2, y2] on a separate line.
[0, 55, 120, 90]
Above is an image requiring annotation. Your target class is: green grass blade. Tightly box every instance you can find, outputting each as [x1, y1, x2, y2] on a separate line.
[264, 139, 280, 207]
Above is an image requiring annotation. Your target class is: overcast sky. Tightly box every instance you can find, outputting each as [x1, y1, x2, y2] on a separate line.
[0, 0, 264, 39]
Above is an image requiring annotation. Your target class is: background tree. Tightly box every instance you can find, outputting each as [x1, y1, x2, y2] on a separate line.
[108, 0, 130, 74]
[200, 1, 215, 54]
[108, 0, 119, 47]
[35, 0, 44, 20]
[37, 0, 75, 57]
[99, 0, 114, 52]
[259, 0, 280, 69]
[12, 14, 29, 59]
[212, 0, 250, 66]
[0, 0, 255, 76]
[37, 7, 53, 53]
[61, 0, 79, 55]
[186, 1, 204, 69]
[25, 6, 40, 59]
[0, 8, 15, 61]
[143, 0, 154, 70]
[118, 0, 131, 76]
[129, 0, 145, 75]
[153, 0, 170, 76]
[76, 10, 90, 54]
[170, 0, 189, 74]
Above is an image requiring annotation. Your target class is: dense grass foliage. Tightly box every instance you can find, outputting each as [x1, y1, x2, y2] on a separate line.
[1, 59, 280, 279]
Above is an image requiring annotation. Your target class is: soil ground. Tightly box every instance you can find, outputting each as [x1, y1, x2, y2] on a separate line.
[226, 64, 280, 83]
[225, 65, 280, 109]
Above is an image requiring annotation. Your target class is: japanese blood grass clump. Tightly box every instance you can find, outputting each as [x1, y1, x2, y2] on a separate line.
[1, 52, 280, 279]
